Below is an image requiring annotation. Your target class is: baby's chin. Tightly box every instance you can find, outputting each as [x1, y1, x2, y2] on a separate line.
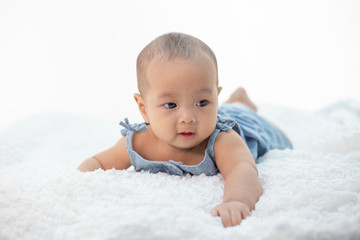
[171, 136, 211, 151]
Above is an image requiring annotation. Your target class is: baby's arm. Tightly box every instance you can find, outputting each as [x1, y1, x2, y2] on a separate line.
[77, 136, 131, 172]
[210, 130, 263, 227]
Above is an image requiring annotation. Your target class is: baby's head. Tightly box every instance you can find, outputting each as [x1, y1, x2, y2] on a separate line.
[134, 32, 222, 150]
[136, 32, 219, 96]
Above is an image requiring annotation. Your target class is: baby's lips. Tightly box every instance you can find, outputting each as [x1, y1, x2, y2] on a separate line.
[180, 132, 193, 135]
[178, 132, 195, 140]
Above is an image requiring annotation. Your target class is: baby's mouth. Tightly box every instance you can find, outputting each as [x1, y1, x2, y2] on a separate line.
[179, 132, 195, 140]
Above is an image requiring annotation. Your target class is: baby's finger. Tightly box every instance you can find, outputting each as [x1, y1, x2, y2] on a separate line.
[210, 208, 219, 217]
[219, 209, 232, 227]
[230, 209, 242, 226]
[241, 207, 251, 219]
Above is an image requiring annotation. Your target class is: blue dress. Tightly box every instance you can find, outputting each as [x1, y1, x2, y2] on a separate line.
[120, 103, 293, 176]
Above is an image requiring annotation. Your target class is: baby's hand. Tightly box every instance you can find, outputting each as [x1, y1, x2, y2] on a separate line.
[210, 200, 251, 227]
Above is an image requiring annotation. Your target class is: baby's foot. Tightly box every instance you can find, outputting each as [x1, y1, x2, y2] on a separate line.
[224, 87, 258, 112]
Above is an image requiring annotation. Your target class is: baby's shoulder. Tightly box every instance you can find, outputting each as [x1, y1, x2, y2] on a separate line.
[131, 129, 158, 156]
[132, 129, 151, 146]
[213, 128, 254, 169]
[214, 129, 244, 152]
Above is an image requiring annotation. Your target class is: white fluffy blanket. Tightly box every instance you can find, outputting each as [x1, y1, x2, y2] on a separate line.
[1, 101, 360, 240]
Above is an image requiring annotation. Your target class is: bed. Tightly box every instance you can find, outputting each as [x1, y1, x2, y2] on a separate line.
[1, 100, 359, 240]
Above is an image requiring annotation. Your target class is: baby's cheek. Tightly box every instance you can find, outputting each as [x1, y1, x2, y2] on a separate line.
[202, 118, 217, 136]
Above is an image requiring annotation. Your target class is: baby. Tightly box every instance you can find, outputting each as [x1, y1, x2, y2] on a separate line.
[78, 32, 293, 227]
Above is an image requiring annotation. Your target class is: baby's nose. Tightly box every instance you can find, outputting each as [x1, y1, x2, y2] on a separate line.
[179, 108, 196, 124]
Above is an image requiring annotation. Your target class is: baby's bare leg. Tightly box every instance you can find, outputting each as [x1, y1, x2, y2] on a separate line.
[224, 87, 258, 112]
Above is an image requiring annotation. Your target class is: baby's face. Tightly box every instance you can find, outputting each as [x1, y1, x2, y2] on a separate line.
[139, 56, 221, 150]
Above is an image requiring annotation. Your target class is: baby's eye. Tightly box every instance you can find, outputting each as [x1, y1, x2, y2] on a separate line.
[196, 100, 209, 107]
[163, 102, 177, 109]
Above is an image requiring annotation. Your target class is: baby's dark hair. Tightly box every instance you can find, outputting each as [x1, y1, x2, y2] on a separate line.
[136, 32, 218, 95]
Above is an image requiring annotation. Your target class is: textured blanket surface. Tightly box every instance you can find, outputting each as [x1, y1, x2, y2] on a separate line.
[1, 101, 360, 240]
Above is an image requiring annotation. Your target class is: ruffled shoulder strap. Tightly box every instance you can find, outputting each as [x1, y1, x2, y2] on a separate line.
[216, 115, 242, 134]
[119, 118, 147, 136]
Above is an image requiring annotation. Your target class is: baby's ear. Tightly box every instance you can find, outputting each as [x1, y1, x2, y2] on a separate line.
[217, 86, 222, 95]
[133, 93, 149, 122]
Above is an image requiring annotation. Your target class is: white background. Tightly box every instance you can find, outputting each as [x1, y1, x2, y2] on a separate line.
[1, 0, 359, 129]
